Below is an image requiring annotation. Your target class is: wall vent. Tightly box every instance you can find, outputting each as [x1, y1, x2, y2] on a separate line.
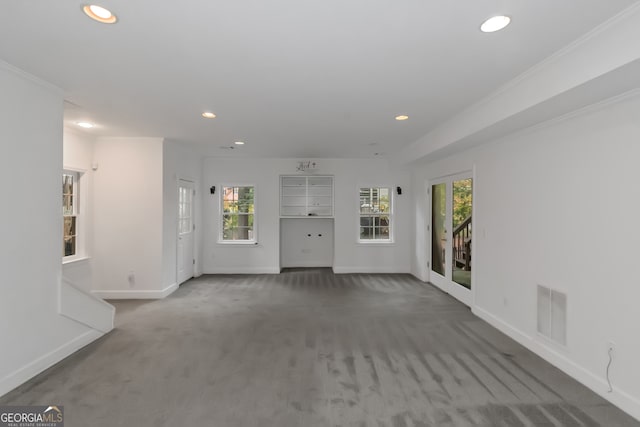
[537, 284, 567, 345]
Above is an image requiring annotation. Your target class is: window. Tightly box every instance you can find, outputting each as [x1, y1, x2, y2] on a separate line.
[63, 171, 79, 258]
[221, 186, 255, 242]
[178, 185, 193, 235]
[359, 187, 391, 241]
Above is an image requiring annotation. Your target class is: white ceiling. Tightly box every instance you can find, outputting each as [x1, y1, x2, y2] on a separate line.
[0, 0, 636, 158]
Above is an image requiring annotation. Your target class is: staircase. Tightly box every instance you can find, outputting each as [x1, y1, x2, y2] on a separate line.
[453, 215, 472, 270]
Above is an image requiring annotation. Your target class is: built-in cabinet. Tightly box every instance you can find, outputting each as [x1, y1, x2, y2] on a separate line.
[280, 218, 334, 268]
[280, 175, 334, 217]
[280, 175, 334, 268]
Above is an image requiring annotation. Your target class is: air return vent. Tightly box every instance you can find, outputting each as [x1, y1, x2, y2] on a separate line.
[537, 285, 567, 345]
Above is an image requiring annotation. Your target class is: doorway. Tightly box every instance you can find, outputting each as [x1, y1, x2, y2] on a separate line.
[177, 179, 195, 285]
[430, 172, 473, 306]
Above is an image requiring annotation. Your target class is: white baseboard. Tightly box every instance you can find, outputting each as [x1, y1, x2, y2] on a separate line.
[332, 266, 411, 274]
[203, 267, 280, 274]
[410, 269, 429, 282]
[473, 306, 640, 422]
[0, 329, 104, 398]
[92, 283, 178, 300]
[281, 261, 332, 268]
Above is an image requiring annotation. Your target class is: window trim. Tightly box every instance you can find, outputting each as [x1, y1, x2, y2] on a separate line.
[62, 169, 86, 261]
[357, 185, 393, 244]
[218, 183, 257, 245]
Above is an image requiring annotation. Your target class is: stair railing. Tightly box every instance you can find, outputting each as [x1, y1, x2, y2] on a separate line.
[452, 215, 472, 270]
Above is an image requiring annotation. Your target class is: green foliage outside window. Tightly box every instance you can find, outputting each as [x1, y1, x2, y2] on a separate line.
[453, 179, 472, 227]
[222, 186, 255, 240]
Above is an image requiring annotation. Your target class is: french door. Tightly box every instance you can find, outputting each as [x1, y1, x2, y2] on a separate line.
[177, 179, 195, 285]
[430, 172, 473, 306]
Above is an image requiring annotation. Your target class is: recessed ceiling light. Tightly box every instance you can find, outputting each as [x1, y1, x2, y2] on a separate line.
[480, 15, 511, 33]
[234, 141, 245, 145]
[395, 115, 409, 121]
[82, 5, 117, 24]
[202, 112, 216, 119]
[77, 122, 94, 129]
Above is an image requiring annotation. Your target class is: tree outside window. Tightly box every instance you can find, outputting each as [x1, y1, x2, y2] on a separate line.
[221, 186, 255, 241]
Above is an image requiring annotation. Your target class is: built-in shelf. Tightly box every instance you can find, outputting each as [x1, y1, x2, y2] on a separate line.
[280, 175, 334, 217]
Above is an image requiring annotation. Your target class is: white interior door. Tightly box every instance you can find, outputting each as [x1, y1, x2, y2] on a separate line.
[429, 172, 473, 306]
[177, 179, 195, 285]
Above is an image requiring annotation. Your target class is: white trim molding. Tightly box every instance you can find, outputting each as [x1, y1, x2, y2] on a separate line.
[473, 306, 640, 422]
[0, 329, 104, 398]
[92, 283, 178, 300]
[0, 59, 64, 95]
[332, 266, 411, 274]
[203, 267, 280, 275]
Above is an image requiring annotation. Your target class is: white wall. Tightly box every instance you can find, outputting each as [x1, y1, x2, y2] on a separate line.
[202, 158, 411, 274]
[162, 141, 203, 288]
[0, 62, 107, 396]
[92, 137, 167, 298]
[411, 92, 640, 420]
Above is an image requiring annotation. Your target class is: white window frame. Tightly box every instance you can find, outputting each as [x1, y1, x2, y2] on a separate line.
[218, 184, 257, 245]
[63, 169, 86, 262]
[358, 186, 393, 244]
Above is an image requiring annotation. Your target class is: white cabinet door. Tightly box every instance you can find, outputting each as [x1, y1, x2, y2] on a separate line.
[280, 218, 334, 267]
[280, 175, 333, 217]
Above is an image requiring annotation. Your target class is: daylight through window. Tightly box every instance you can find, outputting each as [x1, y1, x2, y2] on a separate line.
[221, 186, 255, 241]
[63, 172, 79, 257]
[359, 187, 391, 241]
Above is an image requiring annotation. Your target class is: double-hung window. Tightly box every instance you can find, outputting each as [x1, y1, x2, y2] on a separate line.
[359, 187, 392, 242]
[220, 186, 255, 242]
[63, 171, 80, 258]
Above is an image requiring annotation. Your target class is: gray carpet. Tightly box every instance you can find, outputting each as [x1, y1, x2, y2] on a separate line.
[2, 268, 638, 426]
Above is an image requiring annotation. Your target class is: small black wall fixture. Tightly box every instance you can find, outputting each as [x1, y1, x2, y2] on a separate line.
[210, 186, 216, 195]
[396, 186, 402, 195]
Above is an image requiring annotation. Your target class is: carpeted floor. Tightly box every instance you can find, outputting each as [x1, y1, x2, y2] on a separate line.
[1, 268, 638, 426]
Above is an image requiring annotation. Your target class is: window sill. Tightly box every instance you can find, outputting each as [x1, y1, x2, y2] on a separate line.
[62, 256, 91, 266]
[217, 241, 260, 246]
[357, 240, 395, 246]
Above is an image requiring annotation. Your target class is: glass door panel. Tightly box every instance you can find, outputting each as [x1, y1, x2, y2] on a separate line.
[452, 178, 472, 289]
[431, 183, 446, 277]
[429, 173, 473, 307]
